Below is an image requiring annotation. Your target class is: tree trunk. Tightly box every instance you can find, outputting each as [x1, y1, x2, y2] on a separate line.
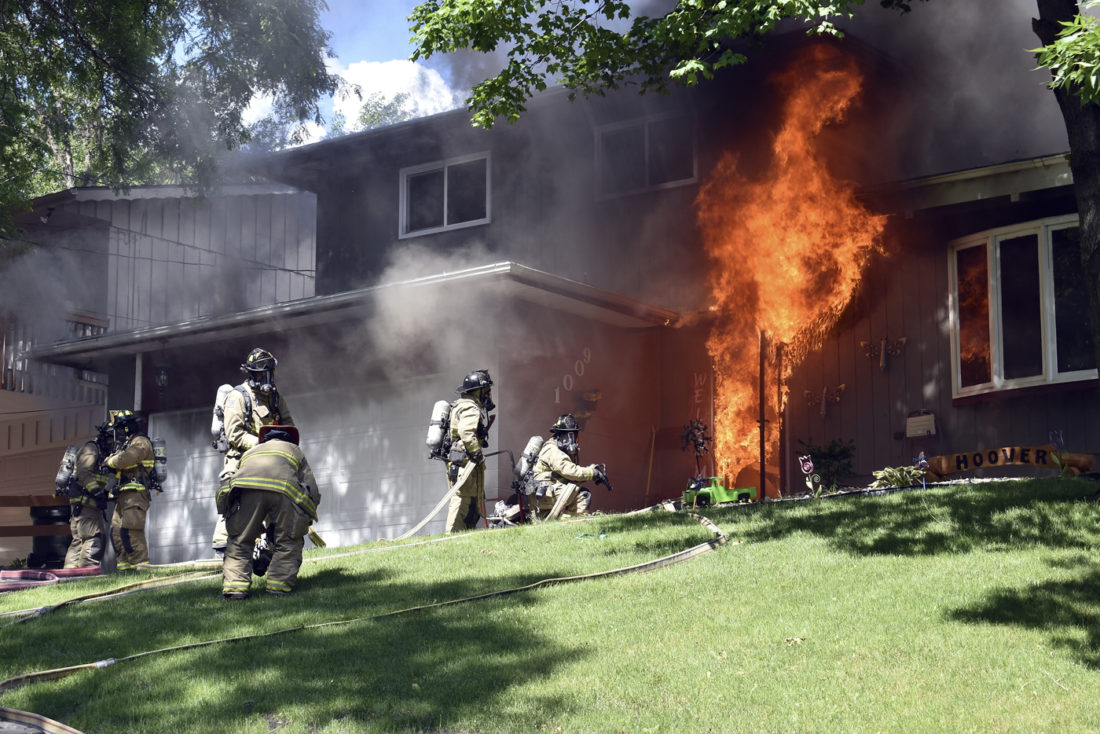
[1033, 0, 1100, 378]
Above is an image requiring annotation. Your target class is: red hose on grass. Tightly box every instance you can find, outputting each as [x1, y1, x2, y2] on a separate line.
[0, 567, 101, 592]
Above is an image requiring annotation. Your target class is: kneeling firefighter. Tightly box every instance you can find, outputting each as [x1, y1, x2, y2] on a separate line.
[444, 369, 495, 533]
[58, 421, 114, 568]
[105, 410, 155, 570]
[217, 425, 320, 599]
[532, 413, 611, 520]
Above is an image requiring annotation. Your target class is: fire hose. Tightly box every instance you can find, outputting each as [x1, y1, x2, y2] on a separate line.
[394, 449, 513, 540]
[0, 705, 84, 734]
[0, 510, 728, 695]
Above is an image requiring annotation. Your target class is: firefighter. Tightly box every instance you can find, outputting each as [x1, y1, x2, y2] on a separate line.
[532, 413, 610, 520]
[61, 422, 114, 568]
[105, 410, 155, 570]
[212, 347, 295, 557]
[217, 425, 320, 599]
[444, 369, 495, 533]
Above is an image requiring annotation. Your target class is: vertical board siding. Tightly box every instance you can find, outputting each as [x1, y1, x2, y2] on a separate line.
[68, 190, 315, 333]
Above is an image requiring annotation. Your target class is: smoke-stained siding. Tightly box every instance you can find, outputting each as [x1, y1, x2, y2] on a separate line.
[53, 188, 317, 333]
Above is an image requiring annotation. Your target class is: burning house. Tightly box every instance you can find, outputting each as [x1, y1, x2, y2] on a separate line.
[6, 4, 1098, 564]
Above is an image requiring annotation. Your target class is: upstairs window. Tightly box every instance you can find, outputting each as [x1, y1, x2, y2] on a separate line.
[949, 215, 1095, 397]
[400, 153, 490, 237]
[596, 114, 696, 196]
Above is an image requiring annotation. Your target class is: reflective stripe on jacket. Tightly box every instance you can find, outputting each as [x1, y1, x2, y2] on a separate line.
[230, 439, 320, 520]
[534, 441, 595, 485]
[106, 435, 154, 492]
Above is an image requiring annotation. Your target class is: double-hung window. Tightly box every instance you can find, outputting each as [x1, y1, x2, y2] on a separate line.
[596, 114, 696, 196]
[399, 153, 490, 237]
[949, 215, 1095, 397]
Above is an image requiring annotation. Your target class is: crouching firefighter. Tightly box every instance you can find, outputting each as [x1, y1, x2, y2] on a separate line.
[444, 369, 495, 533]
[105, 410, 156, 570]
[57, 422, 114, 568]
[532, 413, 611, 521]
[217, 425, 320, 599]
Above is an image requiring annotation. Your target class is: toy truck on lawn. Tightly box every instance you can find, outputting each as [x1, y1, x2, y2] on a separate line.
[682, 476, 758, 507]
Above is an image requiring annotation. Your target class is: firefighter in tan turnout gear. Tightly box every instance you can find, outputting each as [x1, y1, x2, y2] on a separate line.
[217, 425, 320, 599]
[60, 423, 113, 568]
[444, 369, 495, 533]
[212, 347, 294, 556]
[104, 410, 155, 570]
[532, 413, 611, 520]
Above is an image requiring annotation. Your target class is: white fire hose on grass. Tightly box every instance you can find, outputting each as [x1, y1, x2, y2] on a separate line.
[0, 509, 729, 699]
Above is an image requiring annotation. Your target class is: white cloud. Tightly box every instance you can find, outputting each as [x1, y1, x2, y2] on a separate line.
[333, 58, 465, 132]
[241, 58, 466, 148]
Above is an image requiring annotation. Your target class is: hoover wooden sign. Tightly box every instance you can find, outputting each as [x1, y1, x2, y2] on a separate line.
[924, 444, 1095, 482]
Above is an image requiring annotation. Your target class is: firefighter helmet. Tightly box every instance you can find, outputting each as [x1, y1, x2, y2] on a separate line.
[109, 409, 141, 438]
[549, 413, 581, 434]
[241, 347, 278, 394]
[242, 347, 278, 373]
[456, 369, 493, 395]
[259, 424, 299, 445]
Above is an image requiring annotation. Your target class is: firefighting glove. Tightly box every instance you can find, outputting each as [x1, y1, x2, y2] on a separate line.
[469, 449, 485, 466]
[593, 464, 610, 490]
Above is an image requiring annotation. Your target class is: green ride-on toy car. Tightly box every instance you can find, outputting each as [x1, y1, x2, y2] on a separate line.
[682, 476, 757, 507]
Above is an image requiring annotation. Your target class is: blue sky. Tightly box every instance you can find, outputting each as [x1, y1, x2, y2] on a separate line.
[276, 0, 470, 141]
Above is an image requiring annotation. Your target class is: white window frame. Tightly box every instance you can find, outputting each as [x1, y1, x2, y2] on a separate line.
[594, 113, 697, 198]
[948, 214, 1096, 398]
[398, 152, 491, 238]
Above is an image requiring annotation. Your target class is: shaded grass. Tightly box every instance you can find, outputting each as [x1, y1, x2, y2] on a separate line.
[2, 479, 1100, 732]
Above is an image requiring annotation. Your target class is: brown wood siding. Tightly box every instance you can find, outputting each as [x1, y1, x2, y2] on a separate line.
[785, 226, 1100, 490]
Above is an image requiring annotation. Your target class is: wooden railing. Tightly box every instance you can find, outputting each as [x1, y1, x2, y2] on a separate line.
[0, 494, 69, 539]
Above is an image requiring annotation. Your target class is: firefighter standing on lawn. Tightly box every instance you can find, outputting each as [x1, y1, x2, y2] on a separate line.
[217, 425, 320, 599]
[444, 369, 495, 533]
[532, 413, 610, 520]
[61, 422, 114, 568]
[212, 347, 294, 557]
[105, 410, 155, 570]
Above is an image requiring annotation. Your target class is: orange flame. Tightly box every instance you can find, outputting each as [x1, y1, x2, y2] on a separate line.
[695, 44, 887, 484]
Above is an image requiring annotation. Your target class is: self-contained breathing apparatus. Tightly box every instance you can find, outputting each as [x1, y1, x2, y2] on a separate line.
[426, 370, 496, 479]
[104, 410, 167, 495]
[211, 384, 253, 451]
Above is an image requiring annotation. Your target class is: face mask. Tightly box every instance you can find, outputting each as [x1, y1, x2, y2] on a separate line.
[250, 370, 276, 395]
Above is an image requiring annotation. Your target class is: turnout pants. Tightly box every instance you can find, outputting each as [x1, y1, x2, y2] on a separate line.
[111, 491, 150, 569]
[64, 504, 106, 568]
[222, 488, 311, 596]
[444, 462, 485, 533]
[534, 483, 591, 520]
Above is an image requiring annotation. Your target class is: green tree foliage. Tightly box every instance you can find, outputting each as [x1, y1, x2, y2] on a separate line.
[0, 0, 342, 234]
[357, 91, 414, 130]
[1035, 0, 1100, 102]
[411, 0, 927, 128]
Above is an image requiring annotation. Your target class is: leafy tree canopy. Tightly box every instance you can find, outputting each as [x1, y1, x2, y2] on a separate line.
[411, 0, 929, 127]
[1034, 0, 1100, 103]
[0, 0, 343, 234]
[358, 91, 414, 130]
[411, 0, 1100, 127]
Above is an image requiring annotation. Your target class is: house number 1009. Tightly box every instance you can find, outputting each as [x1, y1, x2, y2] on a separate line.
[554, 346, 592, 403]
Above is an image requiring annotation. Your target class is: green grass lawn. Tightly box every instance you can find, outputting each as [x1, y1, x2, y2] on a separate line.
[4, 478, 1100, 733]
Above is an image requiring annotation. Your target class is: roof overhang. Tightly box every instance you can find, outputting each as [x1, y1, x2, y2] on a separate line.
[864, 153, 1074, 215]
[27, 262, 679, 369]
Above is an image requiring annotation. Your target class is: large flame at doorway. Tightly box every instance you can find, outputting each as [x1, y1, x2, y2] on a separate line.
[696, 43, 886, 487]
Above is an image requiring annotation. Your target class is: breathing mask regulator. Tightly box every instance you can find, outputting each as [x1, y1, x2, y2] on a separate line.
[242, 347, 278, 396]
[550, 413, 581, 457]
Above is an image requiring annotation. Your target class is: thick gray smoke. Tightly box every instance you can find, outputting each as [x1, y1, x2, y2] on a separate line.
[837, 0, 1070, 179]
